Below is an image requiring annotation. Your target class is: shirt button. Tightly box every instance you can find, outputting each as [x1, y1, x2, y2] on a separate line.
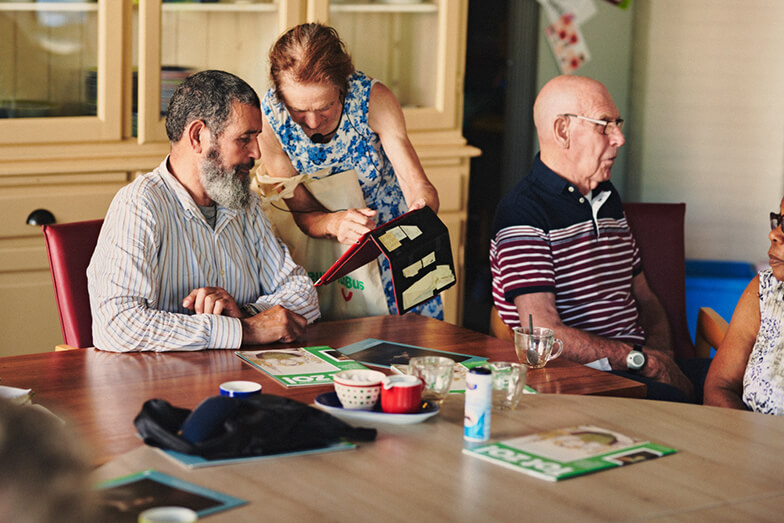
[568, 187, 575, 193]
[220, 270, 225, 277]
[579, 197, 585, 203]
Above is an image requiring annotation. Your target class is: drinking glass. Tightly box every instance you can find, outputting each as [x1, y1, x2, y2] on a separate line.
[484, 361, 527, 410]
[408, 356, 455, 406]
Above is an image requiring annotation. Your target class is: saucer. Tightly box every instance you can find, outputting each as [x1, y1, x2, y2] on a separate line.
[314, 392, 439, 425]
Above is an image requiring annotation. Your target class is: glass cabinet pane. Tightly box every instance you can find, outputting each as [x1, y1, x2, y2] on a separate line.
[328, 1, 438, 111]
[317, 0, 459, 131]
[0, 1, 121, 143]
[135, 0, 288, 143]
[1, 1, 98, 118]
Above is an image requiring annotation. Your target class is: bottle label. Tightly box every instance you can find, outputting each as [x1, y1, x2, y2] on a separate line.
[464, 368, 492, 442]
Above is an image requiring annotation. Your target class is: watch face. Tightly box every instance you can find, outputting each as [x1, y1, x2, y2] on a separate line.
[628, 351, 645, 370]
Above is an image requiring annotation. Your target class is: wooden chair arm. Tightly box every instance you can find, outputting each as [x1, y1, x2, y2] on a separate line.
[489, 305, 514, 342]
[55, 344, 80, 351]
[694, 307, 729, 359]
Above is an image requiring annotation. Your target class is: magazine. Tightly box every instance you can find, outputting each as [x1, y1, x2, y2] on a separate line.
[235, 346, 368, 388]
[96, 469, 245, 521]
[462, 424, 676, 481]
[338, 338, 487, 369]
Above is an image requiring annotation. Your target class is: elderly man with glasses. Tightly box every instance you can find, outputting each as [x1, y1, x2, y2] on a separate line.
[490, 75, 697, 402]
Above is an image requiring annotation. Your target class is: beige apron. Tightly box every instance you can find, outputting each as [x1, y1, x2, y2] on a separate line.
[256, 167, 389, 320]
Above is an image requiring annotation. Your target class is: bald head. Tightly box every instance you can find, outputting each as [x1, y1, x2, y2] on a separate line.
[533, 75, 611, 145]
[532, 75, 624, 194]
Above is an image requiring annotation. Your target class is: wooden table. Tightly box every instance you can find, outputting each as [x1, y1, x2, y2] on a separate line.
[0, 315, 643, 464]
[93, 394, 784, 522]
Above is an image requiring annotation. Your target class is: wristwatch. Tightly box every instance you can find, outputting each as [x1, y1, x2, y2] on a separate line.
[626, 344, 646, 372]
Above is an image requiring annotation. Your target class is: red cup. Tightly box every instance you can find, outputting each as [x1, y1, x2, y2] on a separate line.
[380, 375, 424, 414]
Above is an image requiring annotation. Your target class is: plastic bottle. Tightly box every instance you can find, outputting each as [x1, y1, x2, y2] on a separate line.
[464, 367, 492, 443]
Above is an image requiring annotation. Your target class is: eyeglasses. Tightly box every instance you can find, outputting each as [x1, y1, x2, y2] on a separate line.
[770, 212, 784, 233]
[559, 114, 625, 135]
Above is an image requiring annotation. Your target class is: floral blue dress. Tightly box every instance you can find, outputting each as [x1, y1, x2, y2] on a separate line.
[262, 71, 443, 319]
[742, 268, 784, 415]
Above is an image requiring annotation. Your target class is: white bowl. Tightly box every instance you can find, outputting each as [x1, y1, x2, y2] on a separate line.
[332, 370, 385, 410]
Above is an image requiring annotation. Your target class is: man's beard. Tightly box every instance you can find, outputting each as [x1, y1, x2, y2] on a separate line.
[200, 147, 253, 210]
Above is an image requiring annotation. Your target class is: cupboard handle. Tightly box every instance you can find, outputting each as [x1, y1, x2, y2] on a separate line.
[26, 209, 56, 226]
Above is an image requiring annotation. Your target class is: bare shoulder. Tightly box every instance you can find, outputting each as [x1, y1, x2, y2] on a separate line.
[718, 273, 761, 355]
[734, 274, 761, 319]
[369, 81, 403, 118]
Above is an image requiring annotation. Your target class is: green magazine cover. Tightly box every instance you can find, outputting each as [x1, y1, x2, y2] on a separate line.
[463, 424, 676, 481]
[236, 346, 368, 388]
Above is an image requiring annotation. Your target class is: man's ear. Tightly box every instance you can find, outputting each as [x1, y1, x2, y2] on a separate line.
[186, 119, 208, 154]
[553, 115, 570, 149]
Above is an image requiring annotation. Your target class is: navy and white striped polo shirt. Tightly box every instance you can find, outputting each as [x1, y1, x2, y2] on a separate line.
[490, 154, 646, 345]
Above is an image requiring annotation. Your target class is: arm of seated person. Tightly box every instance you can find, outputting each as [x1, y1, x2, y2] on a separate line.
[704, 276, 761, 409]
[182, 286, 245, 318]
[513, 292, 693, 399]
[180, 288, 309, 345]
[631, 271, 673, 357]
[240, 305, 307, 344]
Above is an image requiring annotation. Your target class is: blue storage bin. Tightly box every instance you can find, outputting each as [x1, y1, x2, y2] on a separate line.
[685, 260, 757, 356]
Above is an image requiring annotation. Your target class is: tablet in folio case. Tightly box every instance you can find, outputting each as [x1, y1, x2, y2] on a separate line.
[314, 206, 456, 314]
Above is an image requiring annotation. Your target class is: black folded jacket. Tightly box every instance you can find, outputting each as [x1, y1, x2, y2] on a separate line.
[134, 394, 377, 460]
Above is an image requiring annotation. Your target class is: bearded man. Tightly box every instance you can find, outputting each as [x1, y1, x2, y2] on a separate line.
[88, 70, 319, 352]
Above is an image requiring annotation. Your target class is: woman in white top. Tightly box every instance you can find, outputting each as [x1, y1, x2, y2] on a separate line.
[704, 196, 784, 415]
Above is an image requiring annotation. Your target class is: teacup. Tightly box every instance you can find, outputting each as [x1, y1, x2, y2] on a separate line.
[138, 506, 198, 523]
[408, 356, 455, 406]
[513, 327, 564, 369]
[332, 369, 386, 410]
[380, 375, 424, 414]
[219, 381, 262, 398]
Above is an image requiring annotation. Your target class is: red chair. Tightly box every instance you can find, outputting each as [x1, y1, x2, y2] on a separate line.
[42, 219, 103, 350]
[490, 203, 697, 359]
[623, 202, 695, 358]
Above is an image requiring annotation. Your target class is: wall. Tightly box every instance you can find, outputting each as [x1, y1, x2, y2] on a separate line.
[534, 0, 636, 197]
[628, 0, 784, 264]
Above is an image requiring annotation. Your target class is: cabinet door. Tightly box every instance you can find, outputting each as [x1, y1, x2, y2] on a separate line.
[0, 174, 127, 356]
[135, 0, 302, 144]
[0, 1, 123, 144]
[308, 0, 463, 131]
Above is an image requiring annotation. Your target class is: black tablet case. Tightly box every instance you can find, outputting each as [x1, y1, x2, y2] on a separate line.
[314, 207, 455, 314]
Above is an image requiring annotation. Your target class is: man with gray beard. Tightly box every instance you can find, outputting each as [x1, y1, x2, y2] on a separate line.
[88, 70, 320, 352]
[200, 147, 253, 212]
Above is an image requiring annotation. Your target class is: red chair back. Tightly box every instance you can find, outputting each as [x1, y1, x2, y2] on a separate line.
[42, 219, 103, 349]
[623, 203, 695, 358]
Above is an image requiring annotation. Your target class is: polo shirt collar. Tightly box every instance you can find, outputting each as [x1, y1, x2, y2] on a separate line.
[530, 153, 584, 201]
[531, 153, 615, 203]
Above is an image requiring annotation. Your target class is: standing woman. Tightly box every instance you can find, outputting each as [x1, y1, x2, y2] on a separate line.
[259, 23, 443, 319]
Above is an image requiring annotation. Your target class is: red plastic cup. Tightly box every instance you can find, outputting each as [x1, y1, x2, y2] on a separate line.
[380, 375, 424, 414]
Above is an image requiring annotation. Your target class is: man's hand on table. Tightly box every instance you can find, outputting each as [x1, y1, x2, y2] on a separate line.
[643, 350, 695, 401]
[240, 305, 308, 344]
[183, 286, 245, 318]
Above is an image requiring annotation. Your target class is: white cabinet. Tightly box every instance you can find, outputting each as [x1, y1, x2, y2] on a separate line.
[0, 0, 476, 356]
